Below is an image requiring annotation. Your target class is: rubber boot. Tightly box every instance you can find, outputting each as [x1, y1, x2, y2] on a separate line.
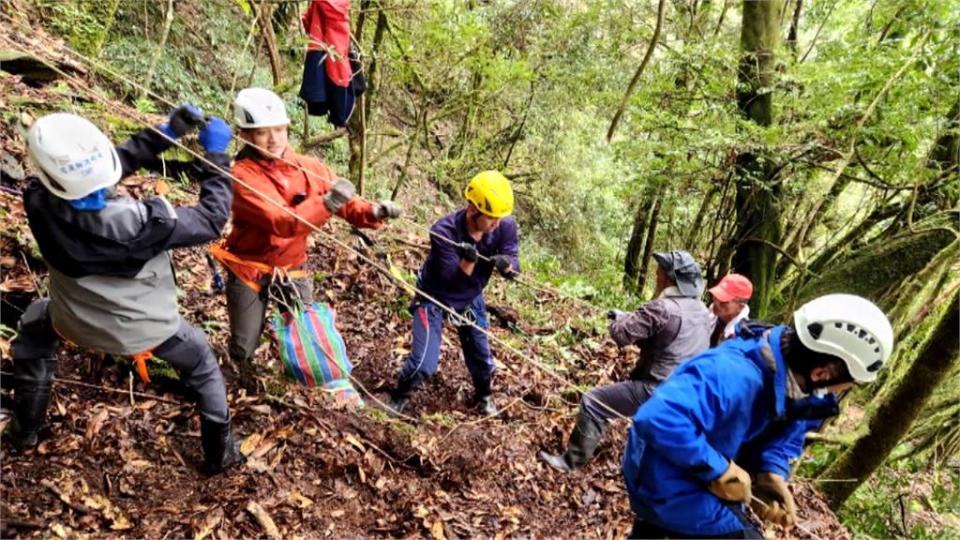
[472, 378, 497, 416]
[385, 396, 409, 417]
[8, 386, 51, 451]
[233, 355, 259, 394]
[200, 417, 245, 474]
[477, 395, 498, 416]
[7, 357, 57, 451]
[386, 379, 414, 417]
[540, 411, 604, 472]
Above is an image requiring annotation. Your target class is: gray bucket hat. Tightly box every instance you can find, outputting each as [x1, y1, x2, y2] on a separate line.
[652, 250, 704, 297]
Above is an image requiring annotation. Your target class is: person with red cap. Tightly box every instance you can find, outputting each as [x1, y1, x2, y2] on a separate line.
[708, 273, 754, 346]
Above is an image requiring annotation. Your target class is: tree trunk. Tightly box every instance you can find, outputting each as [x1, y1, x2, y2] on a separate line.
[258, 0, 283, 86]
[93, 0, 122, 58]
[348, 0, 372, 194]
[637, 192, 664, 298]
[364, 7, 388, 123]
[684, 181, 720, 250]
[731, 0, 781, 318]
[790, 225, 955, 312]
[786, 0, 801, 57]
[820, 285, 960, 508]
[607, 0, 667, 142]
[140, 0, 174, 99]
[624, 187, 656, 290]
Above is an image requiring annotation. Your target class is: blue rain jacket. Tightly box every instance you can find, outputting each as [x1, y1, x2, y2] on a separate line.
[622, 324, 836, 536]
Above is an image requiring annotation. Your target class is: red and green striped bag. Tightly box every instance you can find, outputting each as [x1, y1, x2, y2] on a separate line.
[271, 302, 363, 407]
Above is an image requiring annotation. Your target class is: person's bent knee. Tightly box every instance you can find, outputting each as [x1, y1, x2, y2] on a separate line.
[579, 389, 609, 423]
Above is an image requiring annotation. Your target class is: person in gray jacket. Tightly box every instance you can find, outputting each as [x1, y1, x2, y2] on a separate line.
[540, 250, 715, 471]
[6, 107, 243, 474]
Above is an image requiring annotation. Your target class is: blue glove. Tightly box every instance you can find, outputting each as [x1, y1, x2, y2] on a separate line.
[159, 103, 204, 139]
[198, 117, 232, 154]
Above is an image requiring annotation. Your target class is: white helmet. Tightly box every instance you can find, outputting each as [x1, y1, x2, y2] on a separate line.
[27, 113, 122, 200]
[233, 87, 290, 128]
[793, 293, 894, 383]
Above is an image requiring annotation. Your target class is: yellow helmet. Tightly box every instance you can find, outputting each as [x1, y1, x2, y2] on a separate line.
[464, 170, 514, 218]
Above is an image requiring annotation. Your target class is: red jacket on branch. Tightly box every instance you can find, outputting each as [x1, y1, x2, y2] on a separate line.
[302, 0, 351, 87]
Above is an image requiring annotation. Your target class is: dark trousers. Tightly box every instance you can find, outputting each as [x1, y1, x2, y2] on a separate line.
[13, 299, 230, 424]
[225, 270, 314, 362]
[394, 296, 495, 398]
[582, 379, 656, 425]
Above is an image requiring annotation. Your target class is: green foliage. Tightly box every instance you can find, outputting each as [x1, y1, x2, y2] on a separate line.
[838, 460, 960, 539]
[33, 0, 110, 56]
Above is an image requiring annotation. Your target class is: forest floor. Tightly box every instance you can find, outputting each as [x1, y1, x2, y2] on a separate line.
[0, 31, 851, 539]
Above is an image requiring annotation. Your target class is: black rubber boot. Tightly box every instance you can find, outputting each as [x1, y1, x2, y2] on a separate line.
[233, 355, 259, 394]
[477, 395, 498, 416]
[8, 385, 51, 451]
[540, 411, 605, 472]
[386, 396, 409, 417]
[7, 357, 57, 452]
[472, 378, 497, 416]
[387, 379, 414, 417]
[6, 300, 59, 452]
[200, 417, 245, 474]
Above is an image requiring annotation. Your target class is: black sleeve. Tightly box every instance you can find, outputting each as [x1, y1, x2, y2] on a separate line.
[160, 152, 234, 249]
[115, 127, 175, 178]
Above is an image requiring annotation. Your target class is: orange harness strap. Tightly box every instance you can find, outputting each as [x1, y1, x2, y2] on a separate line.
[208, 243, 308, 293]
[130, 351, 154, 384]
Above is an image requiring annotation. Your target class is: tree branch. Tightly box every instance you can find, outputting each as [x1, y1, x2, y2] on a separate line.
[607, 0, 667, 142]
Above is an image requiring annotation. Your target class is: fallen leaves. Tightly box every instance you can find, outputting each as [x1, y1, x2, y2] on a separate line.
[0, 274, 35, 292]
[246, 501, 281, 540]
[41, 471, 132, 531]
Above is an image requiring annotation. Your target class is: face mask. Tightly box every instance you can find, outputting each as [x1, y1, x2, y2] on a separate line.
[68, 188, 109, 211]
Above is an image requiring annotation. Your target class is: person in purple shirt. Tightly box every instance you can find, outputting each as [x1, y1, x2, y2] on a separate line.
[387, 171, 519, 417]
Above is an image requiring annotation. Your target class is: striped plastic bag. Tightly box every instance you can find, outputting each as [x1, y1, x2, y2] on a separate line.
[271, 302, 363, 408]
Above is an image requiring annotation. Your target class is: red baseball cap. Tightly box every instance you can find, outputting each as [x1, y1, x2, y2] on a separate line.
[709, 273, 753, 302]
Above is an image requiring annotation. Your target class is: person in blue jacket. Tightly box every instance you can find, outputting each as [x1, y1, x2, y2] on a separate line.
[387, 171, 519, 417]
[622, 294, 894, 538]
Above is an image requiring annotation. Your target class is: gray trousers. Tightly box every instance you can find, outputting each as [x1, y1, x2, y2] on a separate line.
[13, 299, 229, 424]
[581, 379, 656, 426]
[225, 270, 314, 361]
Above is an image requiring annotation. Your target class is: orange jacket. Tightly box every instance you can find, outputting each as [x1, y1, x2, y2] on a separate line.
[222, 148, 381, 286]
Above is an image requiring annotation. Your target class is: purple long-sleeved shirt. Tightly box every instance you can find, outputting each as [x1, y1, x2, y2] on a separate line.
[416, 208, 519, 311]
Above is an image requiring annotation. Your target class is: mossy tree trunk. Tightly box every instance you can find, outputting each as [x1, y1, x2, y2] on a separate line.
[790, 225, 955, 312]
[731, 0, 782, 318]
[820, 284, 960, 508]
[623, 183, 663, 295]
[348, 0, 373, 194]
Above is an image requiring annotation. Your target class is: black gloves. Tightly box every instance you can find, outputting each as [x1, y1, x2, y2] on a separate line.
[490, 254, 515, 279]
[455, 243, 515, 279]
[457, 242, 479, 263]
[166, 104, 205, 138]
[607, 309, 628, 321]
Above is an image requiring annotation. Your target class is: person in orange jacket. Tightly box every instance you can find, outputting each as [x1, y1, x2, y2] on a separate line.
[218, 87, 401, 390]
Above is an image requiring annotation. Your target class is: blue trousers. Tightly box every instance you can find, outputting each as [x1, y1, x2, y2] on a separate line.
[394, 295, 495, 399]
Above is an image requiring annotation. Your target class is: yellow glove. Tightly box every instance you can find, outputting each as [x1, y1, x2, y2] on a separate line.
[751, 472, 796, 528]
[708, 461, 752, 503]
